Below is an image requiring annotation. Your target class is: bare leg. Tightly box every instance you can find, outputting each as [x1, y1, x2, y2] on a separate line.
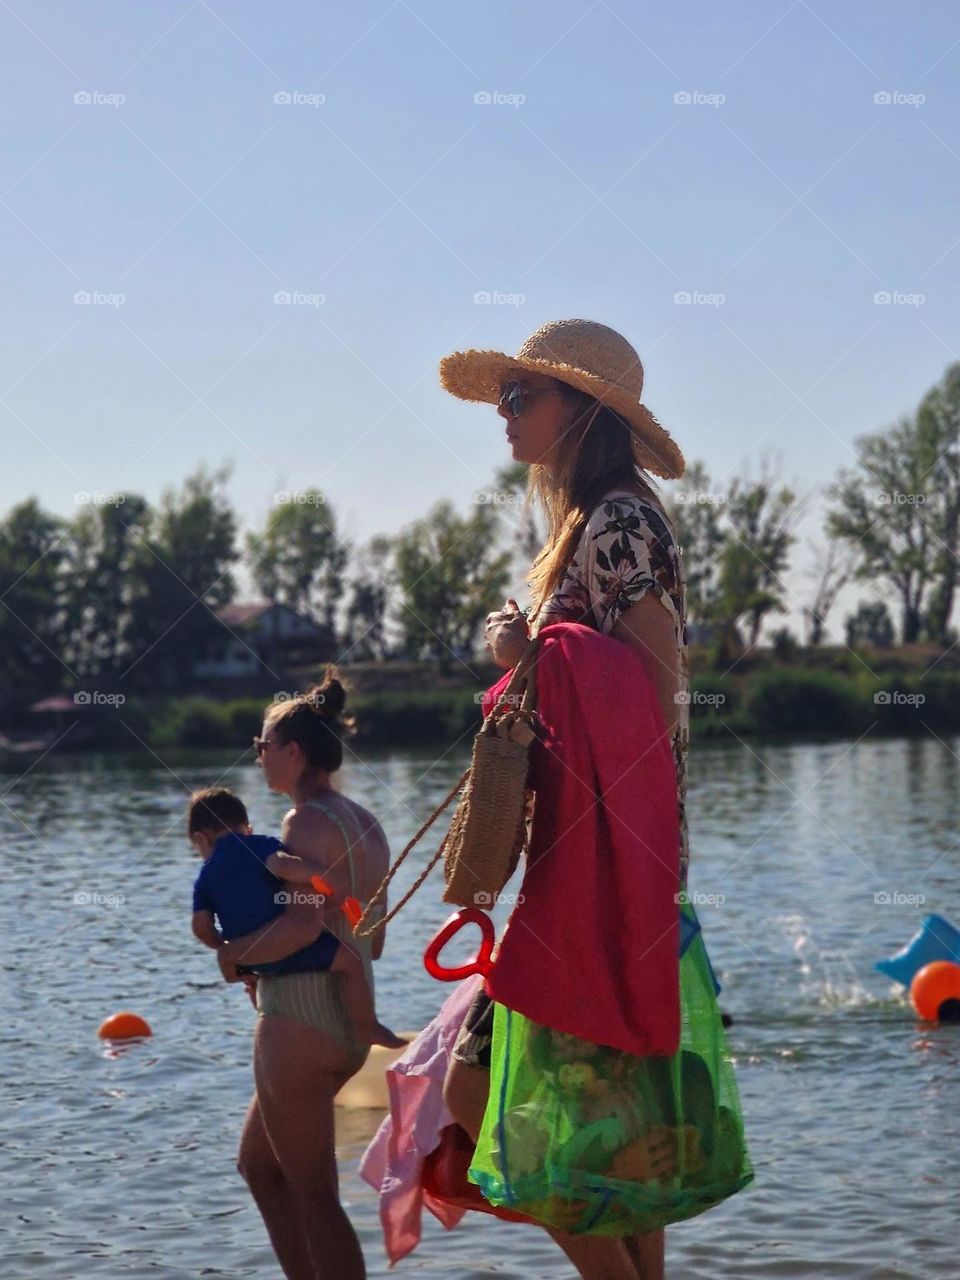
[254, 1012, 368, 1280]
[443, 1055, 638, 1280]
[624, 1231, 665, 1279]
[442, 1054, 490, 1142]
[331, 946, 406, 1049]
[237, 1093, 315, 1280]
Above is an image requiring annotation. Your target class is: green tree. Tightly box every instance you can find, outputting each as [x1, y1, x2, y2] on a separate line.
[125, 466, 238, 688]
[394, 500, 511, 664]
[247, 493, 348, 646]
[0, 499, 68, 709]
[343, 535, 392, 660]
[62, 496, 151, 679]
[492, 461, 543, 565]
[668, 461, 726, 626]
[844, 601, 894, 649]
[721, 466, 802, 649]
[826, 416, 936, 643]
[915, 362, 960, 645]
[802, 541, 857, 648]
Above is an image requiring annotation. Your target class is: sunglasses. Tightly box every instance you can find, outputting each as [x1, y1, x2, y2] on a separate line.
[252, 735, 276, 757]
[498, 380, 562, 419]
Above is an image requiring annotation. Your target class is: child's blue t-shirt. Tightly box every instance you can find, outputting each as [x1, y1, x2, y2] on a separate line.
[192, 832, 339, 976]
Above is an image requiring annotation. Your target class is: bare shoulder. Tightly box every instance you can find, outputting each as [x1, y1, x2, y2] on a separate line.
[342, 796, 389, 854]
[280, 804, 346, 862]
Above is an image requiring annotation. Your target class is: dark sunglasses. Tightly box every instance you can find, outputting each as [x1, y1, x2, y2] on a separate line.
[498, 380, 563, 419]
[252, 735, 276, 757]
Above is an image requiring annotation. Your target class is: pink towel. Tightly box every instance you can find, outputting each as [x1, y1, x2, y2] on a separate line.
[482, 620, 681, 1056]
[359, 973, 483, 1265]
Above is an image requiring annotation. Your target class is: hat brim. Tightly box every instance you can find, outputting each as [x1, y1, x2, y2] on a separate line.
[438, 348, 685, 480]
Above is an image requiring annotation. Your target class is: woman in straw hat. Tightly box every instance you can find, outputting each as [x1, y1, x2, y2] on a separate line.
[439, 318, 689, 1280]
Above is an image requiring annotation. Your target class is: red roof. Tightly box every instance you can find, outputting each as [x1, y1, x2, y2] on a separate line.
[30, 696, 79, 713]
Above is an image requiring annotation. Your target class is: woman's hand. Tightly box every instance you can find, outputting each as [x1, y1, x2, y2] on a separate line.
[484, 598, 530, 670]
[241, 975, 258, 1010]
[218, 946, 245, 984]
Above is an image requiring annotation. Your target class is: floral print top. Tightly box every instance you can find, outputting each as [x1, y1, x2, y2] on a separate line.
[531, 488, 690, 888]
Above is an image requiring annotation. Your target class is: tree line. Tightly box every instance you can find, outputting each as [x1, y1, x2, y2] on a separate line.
[1, 360, 957, 714]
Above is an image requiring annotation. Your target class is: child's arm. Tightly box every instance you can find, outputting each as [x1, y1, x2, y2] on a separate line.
[264, 847, 323, 886]
[192, 909, 222, 950]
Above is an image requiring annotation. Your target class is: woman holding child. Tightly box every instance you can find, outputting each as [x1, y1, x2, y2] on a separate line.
[207, 676, 400, 1280]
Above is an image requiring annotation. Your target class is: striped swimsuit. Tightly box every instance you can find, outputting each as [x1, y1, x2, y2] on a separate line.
[255, 798, 374, 1061]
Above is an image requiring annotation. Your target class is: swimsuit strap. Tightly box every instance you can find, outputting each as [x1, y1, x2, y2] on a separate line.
[301, 799, 360, 897]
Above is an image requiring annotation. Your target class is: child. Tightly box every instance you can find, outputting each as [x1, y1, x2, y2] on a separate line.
[188, 785, 404, 1049]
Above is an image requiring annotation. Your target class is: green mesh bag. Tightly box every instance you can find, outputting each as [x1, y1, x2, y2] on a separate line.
[468, 906, 754, 1235]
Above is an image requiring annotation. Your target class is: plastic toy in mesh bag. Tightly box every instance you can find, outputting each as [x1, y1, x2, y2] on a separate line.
[468, 908, 753, 1235]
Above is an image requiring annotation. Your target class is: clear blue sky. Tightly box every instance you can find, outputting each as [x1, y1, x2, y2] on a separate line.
[2, 1, 958, 631]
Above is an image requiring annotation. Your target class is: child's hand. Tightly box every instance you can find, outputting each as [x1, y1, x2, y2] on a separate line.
[241, 975, 258, 1010]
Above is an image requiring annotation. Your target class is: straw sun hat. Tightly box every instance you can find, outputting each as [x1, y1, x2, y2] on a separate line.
[438, 318, 685, 480]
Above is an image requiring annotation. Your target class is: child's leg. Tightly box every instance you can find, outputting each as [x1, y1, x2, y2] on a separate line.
[330, 945, 406, 1049]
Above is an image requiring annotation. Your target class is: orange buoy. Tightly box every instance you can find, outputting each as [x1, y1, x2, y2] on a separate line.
[909, 961, 960, 1021]
[98, 1011, 152, 1040]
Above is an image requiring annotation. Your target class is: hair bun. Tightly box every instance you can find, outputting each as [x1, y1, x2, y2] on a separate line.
[306, 669, 346, 721]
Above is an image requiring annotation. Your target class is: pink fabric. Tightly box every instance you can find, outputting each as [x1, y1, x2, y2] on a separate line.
[482, 620, 681, 1056]
[359, 973, 483, 1266]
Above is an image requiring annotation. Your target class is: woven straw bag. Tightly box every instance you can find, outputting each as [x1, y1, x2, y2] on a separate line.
[442, 634, 539, 907]
[353, 630, 540, 938]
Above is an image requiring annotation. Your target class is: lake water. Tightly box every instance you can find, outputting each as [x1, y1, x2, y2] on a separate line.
[2, 735, 960, 1278]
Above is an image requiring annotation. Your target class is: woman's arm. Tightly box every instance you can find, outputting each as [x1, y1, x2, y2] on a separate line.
[218, 809, 348, 975]
[217, 901, 326, 974]
[610, 593, 680, 740]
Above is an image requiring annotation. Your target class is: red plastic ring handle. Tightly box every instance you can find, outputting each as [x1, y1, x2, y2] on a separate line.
[423, 908, 496, 981]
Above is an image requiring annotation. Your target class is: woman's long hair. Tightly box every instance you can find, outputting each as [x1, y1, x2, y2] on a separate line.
[526, 382, 666, 615]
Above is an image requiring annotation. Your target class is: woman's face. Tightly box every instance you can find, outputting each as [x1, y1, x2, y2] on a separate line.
[256, 718, 301, 795]
[497, 374, 571, 469]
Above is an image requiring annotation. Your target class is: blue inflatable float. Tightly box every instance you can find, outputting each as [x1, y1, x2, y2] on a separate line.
[875, 914, 960, 989]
